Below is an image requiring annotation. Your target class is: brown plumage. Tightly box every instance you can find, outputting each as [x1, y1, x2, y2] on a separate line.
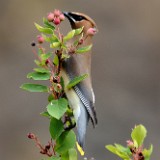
[62, 12, 98, 149]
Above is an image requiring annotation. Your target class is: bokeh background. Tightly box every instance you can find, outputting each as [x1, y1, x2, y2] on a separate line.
[0, 0, 160, 159]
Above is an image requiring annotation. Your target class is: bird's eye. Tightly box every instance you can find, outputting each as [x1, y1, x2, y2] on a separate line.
[69, 13, 85, 21]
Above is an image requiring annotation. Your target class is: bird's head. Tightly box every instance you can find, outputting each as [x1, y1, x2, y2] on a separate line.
[63, 12, 98, 35]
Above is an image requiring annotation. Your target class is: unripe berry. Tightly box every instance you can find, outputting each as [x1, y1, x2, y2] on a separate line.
[47, 12, 54, 22]
[59, 14, 65, 21]
[87, 28, 97, 36]
[37, 35, 44, 44]
[53, 17, 60, 25]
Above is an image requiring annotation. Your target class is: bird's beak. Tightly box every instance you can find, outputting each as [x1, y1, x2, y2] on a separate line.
[62, 11, 75, 23]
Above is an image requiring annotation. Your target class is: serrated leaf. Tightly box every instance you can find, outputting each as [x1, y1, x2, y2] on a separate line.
[131, 124, 147, 147]
[76, 44, 92, 54]
[50, 42, 61, 48]
[47, 98, 68, 119]
[43, 18, 55, 30]
[55, 130, 76, 154]
[40, 111, 51, 118]
[27, 72, 50, 80]
[35, 23, 53, 34]
[63, 30, 75, 41]
[50, 117, 64, 140]
[74, 27, 83, 36]
[20, 83, 49, 92]
[53, 55, 59, 66]
[40, 52, 52, 61]
[34, 68, 50, 73]
[67, 74, 88, 89]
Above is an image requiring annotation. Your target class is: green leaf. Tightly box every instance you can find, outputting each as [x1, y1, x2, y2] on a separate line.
[114, 144, 131, 155]
[50, 42, 61, 48]
[38, 48, 44, 56]
[40, 52, 52, 61]
[53, 55, 59, 66]
[50, 35, 59, 43]
[106, 145, 130, 160]
[76, 44, 92, 54]
[55, 130, 76, 154]
[61, 151, 69, 160]
[48, 94, 56, 102]
[42, 34, 59, 43]
[143, 145, 153, 160]
[68, 148, 77, 160]
[67, 74, 88, 89]
[34, 68, 50, 73]
[74, 27, 83, 36]
[61, 148, 77, 160]
[47, 98, 68, 119]
[62, 53, 70, 59]
[131, 124, 147, 147]
[50, 117, 64, 140]
[40, 111, 51, 118]
[63, 30, 75, 41]
[35, 23, 53, 34]
[44, 156, 61, 160]
[34, 60, 41, 66]
[43, 18, 55, 30]
[60, 77, 65, 90]
[20, 83, 49, 92]
[27, 72, 50, 80]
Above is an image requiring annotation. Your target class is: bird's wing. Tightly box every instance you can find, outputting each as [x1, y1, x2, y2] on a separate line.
[63, 53, 97, 126]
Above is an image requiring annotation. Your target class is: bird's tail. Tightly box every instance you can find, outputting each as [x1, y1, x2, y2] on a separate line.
[76, 104, 89, 149]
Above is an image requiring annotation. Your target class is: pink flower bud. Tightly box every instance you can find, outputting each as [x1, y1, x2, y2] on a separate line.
[37, 35, 44, 44]
[47, 12, 55, 22]
[53, 17, 61, 25]
[87, 28, 97, 36]
[126, 140, 134, 147]
[53, 9, 61, 17]
[59, 14, 65, 21]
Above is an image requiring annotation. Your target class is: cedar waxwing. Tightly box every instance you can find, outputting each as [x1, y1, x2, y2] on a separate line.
[62, 12, 98, 149]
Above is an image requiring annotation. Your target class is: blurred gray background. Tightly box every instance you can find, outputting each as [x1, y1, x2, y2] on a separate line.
[0, 0, 160, 159]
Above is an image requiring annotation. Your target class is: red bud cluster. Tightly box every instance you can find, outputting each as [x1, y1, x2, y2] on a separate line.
[47, 9, 65, 25]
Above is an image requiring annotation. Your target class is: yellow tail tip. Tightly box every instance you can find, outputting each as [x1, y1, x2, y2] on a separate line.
[76, 142, 85, 156]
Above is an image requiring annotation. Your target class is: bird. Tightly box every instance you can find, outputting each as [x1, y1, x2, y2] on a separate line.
[61, 11, 98, 149]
